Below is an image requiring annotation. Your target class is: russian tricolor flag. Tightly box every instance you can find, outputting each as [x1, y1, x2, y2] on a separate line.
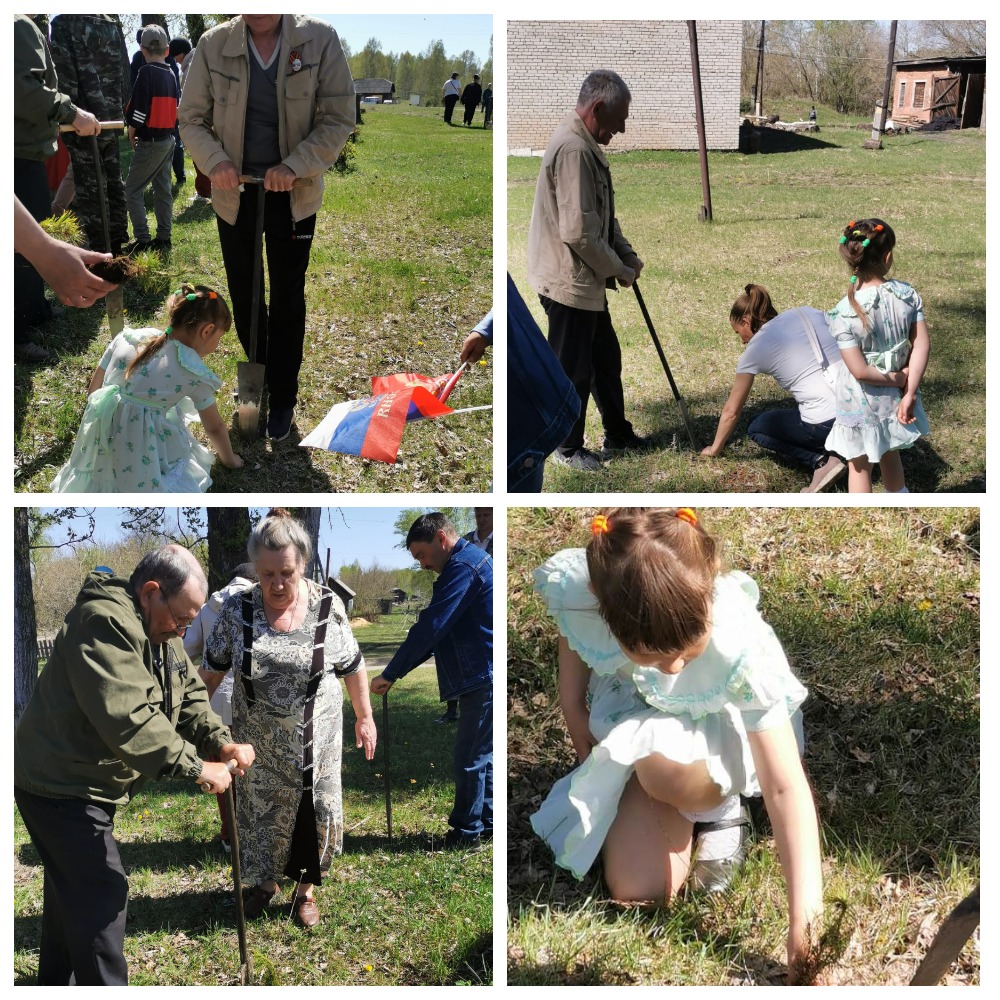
[300, 386, 454, 464]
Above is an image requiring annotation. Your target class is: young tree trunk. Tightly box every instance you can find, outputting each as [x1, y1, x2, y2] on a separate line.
[14, 509, 40, 721]
[207, 508, 252, 594]
[290, 508, 322, 581]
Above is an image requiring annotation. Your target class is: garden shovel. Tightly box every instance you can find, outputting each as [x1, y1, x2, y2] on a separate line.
[382, 693, 393, 844]
[224, 772, 253, 985]
[235, 176, 268, 439]
[199, 760, 252, 985]
[632, 282, 698, 450]
[60, 121, 126, 334]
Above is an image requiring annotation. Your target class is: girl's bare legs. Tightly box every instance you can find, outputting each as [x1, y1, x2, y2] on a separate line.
[879, 449, 905, 492]
[603, 756, 723, 904]
[847, 455, 873, 493]
[603, 775, 693, 903]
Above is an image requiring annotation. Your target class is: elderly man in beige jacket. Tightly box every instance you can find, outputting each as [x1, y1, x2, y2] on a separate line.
[527, 70, 652, 472]
[179, 14, 355, 441]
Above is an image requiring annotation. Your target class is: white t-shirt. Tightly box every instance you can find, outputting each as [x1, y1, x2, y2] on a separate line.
[443, 78, 462, 97]
[735, 308, 842, 425]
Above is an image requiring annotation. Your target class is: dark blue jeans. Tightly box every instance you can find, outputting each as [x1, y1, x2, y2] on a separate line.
[747, 409, 836, 470]
[450, 683, 493, 839]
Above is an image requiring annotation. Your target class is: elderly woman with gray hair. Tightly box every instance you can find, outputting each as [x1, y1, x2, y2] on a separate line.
[203, 508, 376, 929]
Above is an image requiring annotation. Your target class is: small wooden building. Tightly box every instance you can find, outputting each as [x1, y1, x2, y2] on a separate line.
[893, 55, 985, 128]
[328, 576, 356, 615]
[354, 78, 395, 103]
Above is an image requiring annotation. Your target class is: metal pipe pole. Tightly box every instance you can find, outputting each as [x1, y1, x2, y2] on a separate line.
[688, 21, 713, 222]
[382, 693, 393, 844]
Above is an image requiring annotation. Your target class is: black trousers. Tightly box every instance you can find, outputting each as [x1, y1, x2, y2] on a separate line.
[172, 125, 186, 181]
[462, 101, 476, 126]
[14, 157, 54, 340]
[15, 786, 129, 986]
[216, 185, 317, 412]
[540, 295, 634, 454]
[443, 94, 459, 123]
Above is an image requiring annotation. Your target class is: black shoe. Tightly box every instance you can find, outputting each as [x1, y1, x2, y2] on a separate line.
[15, 341, 51, 363]
[600, 433, 656, 460]
[688, 805, 752, 893]
[444, 830, 482, 851]
[552, 447, 604, 472]
[149, 238, 172, 255]
[123, 239, 151, 256]
[267, 406, 295, 442]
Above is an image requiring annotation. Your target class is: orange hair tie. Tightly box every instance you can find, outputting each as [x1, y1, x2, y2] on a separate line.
[676, 508, 698, 526]
[591, 514, 611, 536]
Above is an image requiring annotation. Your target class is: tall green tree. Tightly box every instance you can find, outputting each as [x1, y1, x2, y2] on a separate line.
[392, 508, 474, 550]
[206, 508, 252, 593]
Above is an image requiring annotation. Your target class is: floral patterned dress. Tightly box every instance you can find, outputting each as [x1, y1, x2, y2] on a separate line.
[49, 327, 221, 493]
[824, 279, 930, 463]
[205, 581, 364, 886]
[530, 549, 807, 879]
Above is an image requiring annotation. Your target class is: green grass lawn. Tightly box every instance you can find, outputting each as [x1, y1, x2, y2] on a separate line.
[16, 104, 492, 493]
[354, 605, 424, 661]
[508, 120, 985, 493]
[14, 669, 492, 986]
[507, 507, 979, 985]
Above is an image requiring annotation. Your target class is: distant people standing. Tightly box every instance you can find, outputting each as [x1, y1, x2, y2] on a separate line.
[442, 72, 461, 125]
[809, 105, 817, 123]
[167, 37, 192, 184]
[50, 14, 131, 256]
[481, 83, 493, 129]
[461, 74, 483, 127]
[123, 24, 179, 255]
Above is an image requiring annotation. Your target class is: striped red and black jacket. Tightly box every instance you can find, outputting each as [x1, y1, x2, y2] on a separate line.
[126, 61, 178, 140]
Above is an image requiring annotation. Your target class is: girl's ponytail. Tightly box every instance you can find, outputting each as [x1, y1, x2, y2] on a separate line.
[838, 218, 896, 331]
[729, 283, 778, 334]
[124, 283, 232, 380]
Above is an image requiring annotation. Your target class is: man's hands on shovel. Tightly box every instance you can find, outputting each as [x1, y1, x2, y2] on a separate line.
[210, 162, 297, 191]
[617, 252, 644, 288]
[370, 674, 394, 697]
[197, 743, 256, 793]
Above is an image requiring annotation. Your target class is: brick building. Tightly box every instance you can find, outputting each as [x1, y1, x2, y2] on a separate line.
[892, 56, 985, 128]
[507, 20, 742, 154]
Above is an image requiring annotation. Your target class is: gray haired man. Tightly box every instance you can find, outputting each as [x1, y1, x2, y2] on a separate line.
[527, 69, 653, 472]
[14, 544, 254, 985]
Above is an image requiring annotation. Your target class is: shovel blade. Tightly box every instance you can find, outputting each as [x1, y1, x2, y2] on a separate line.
[106, 287, 125, 335]
[236, 361, 266, 439]
[677, 397, 698, 450]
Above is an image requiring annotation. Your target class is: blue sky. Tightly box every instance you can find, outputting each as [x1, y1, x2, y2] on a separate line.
[39, 507, 472, 571]
[319, 15, 493, 61]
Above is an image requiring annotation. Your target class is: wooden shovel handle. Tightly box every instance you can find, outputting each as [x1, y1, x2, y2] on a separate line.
[58, 120, 126, 132]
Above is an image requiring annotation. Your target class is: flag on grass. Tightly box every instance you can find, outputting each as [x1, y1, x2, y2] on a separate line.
[370, 368, 463, 399]
[300, 386, 454, 464]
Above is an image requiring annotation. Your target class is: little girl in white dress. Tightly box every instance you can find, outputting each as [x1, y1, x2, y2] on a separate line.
[51, 284, 243, 492]
[824, 218, 931, 493]
[531, 507, 823, 981]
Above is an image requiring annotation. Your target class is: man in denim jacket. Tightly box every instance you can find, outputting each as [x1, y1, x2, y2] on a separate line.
[371, 513, 493, 848]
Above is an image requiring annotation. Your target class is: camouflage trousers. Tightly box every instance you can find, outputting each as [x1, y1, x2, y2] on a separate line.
[64, 133, 128, 253]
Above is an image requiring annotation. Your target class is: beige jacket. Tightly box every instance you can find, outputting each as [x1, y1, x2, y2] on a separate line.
[527, 112, 636, 312]
[178, 14, 355, 225]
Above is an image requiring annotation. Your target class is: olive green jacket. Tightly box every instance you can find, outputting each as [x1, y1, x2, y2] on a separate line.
[527, 111, 636, 312]
[178, 14, 355, 225]
[13, 14, 78, 161]
[14, 571, 231, 805]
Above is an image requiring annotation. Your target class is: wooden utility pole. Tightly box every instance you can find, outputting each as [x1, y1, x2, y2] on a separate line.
[752, 21, 766, 118]
[866, 20, 898, 149]
[688, 21, 713, 222]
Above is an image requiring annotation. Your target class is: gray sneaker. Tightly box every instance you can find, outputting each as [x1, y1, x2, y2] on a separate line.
[688, 805, 752, 893]
[553, 448, 604, 472]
